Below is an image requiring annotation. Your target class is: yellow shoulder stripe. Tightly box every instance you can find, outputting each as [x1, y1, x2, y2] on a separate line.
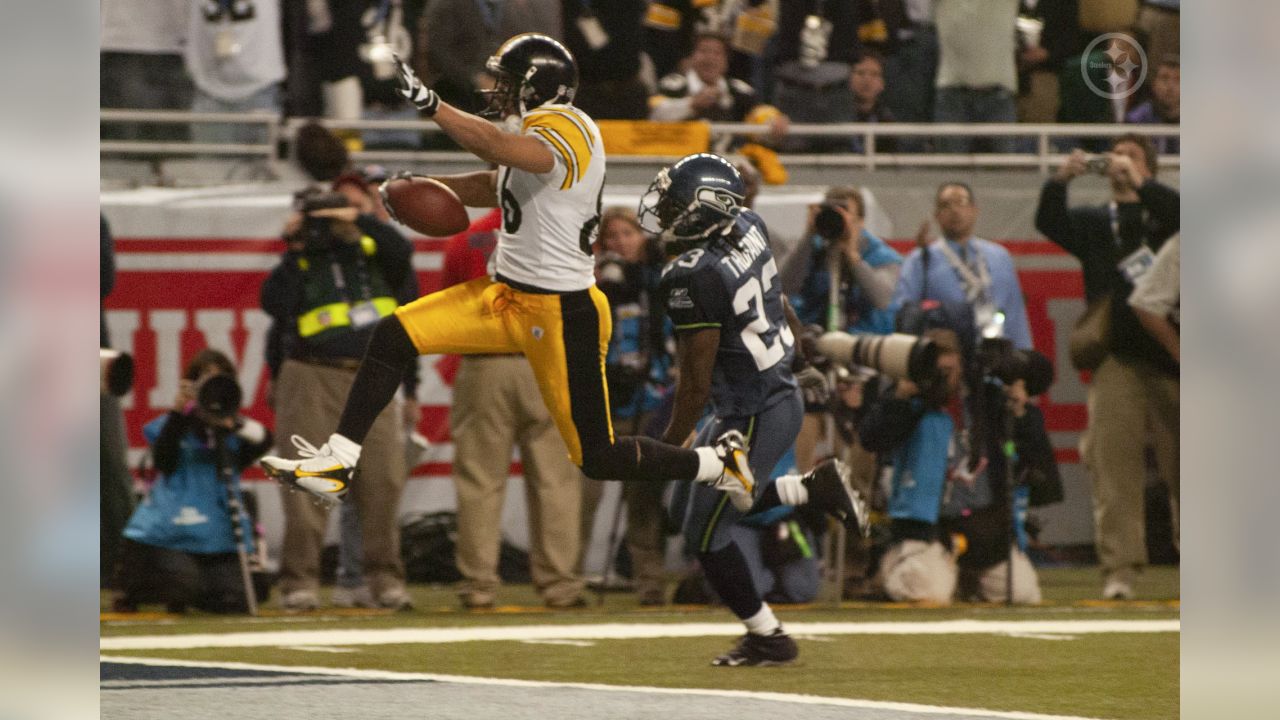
[533, 127, 578, 190]
[526, 112, 591, 183]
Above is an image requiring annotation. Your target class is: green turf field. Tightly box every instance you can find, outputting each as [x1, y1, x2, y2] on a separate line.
[101, 566, 1179, 719]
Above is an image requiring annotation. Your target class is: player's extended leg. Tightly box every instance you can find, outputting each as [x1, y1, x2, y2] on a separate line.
[260, 277, 519, 503]
[517, 285, 744, 486]
[682, 397, 804, 667]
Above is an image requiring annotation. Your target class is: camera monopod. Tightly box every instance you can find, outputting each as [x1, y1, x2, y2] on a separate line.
[215, 435, 259, 616]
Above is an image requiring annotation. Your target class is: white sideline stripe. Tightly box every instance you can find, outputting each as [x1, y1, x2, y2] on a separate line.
[115, 252, 444, 272]
[100, 655, 1108, 720]
[99, 619, 1178, 650]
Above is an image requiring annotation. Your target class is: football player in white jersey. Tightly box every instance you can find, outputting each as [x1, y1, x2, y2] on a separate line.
[261, 34, 754, 507]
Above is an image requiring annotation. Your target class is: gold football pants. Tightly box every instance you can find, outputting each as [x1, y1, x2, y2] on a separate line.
[395, 276, 615, 466]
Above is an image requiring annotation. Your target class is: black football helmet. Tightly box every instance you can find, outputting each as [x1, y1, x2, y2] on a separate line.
[638, 153, 746, 252]
[480, 33, 578, 118]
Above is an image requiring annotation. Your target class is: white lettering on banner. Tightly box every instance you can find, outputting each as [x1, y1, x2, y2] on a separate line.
[1046, 298, 1087, 405]
[196, 309, 271, 406]
[106, 310, 141, 409]
[148, 310, 188, 410]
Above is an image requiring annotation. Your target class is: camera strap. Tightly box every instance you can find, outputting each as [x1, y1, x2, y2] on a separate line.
[935, 240, 992, 305]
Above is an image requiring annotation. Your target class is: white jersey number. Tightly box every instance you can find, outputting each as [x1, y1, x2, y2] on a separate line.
[732, 260, 794, 371]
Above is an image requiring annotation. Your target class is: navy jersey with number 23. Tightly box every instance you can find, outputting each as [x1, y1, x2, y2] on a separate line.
[658, 210, 797, 418]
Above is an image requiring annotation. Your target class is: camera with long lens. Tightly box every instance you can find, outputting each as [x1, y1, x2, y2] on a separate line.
[292, 189, 352, 253]
[975, 337, 1054, 396]
[816, 331, 939, 384]
[195, 373, 244, 423]
[813, 202, 846, 241]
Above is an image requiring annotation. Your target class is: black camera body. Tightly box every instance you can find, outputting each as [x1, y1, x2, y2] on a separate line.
[292, 188, 354, 254]
[195, 373, 243, 421]
[975, 338, 1054, 396]
[813, 202, 846, 241]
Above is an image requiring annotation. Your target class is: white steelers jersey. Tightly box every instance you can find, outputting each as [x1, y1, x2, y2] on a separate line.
[491, 103, 606, 292]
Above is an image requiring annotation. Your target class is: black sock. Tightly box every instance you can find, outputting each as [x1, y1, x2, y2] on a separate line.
[335, 316, 417, 444]
[580, 436, 700, 482]
[700, 542, 763, 621]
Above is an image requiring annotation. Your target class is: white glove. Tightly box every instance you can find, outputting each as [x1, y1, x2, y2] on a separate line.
[393, 54, 440, 116]
[795, 365, 830, 407]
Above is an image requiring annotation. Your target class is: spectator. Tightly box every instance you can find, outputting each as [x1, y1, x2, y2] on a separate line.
[844, 52, 897, 154]
[893, 182, 1035, 351]
[100, 0, 192, 141]
[732, 514, 822, 605]
[260, 188, 414, 611]
[112, 349, 272, 613]
[356, 1, 427, 149]
[881, 0, 939, 141]
[858, 329, 964, 604]
[443, 209, 587, 610]
[643, 0, 778, 82]
[933, 0, 1021, 153]
[184, 0, 286, 144]
[1134, 0, 1179, 72]
[1014, 0, 1087, 125]
[580, 208, 675, 605]
[649, 32, 788, 142]
[1125, 57, 1180, 155]
[788, 185, 901, 473]
[563, 0, 651, 120]
[1034, 135, 1179, 600]
[770, 0, 861, 152]
[422, 0, 561, 114]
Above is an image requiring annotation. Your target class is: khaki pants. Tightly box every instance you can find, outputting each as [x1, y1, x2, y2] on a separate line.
[451, 355, 584, 605]
[275, 359, 407, 597]
[1082, 355, 1179, 576]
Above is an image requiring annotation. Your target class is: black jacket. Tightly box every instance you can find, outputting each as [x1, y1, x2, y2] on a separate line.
[1035, 178, 1180, 375]
[261, 214, 419, 393]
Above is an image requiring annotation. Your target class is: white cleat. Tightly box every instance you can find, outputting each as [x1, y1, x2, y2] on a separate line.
[706, 430, 756, 512]
[260, 435, 352, 506]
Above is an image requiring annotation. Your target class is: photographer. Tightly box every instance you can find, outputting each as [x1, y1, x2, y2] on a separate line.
[1035, 134, 1179, 600]
[858, 329, 965, 604]
[789, 185, 902, 474]
[261, 188, 415, 611]
[582, 207, 676, 606]
[112, 349, 271, 613]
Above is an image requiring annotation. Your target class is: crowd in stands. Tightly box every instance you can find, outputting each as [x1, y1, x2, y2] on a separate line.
[101, 0, 1180, 152]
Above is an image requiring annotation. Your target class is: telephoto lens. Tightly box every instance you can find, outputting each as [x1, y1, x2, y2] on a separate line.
[816, 331, 940, 384]
[813, 203, 846, 240]
[195, 374, 243, 419]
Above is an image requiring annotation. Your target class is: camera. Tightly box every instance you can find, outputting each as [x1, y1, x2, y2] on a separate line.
[1084, 154, 1110, 175]
[594, 251, 628, 286]
[813, 202, 846, 241]
[100, 349, 134, 397]
[816, 331, 940, 384]
[975, 338, 1054, 396]
[292, 189, 354, 253]
[195, 373, 244, 421]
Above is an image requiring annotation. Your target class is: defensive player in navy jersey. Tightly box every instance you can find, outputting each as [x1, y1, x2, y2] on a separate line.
[639, 153, 870, 666]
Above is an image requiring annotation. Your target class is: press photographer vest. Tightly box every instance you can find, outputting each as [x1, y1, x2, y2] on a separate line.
[295, 235, 397, 345]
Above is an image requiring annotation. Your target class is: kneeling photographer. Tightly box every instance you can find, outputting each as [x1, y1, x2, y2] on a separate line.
[113, 349, 272, 613]
[851, 330, 1061, 604]
[941, 338, 1061, 604]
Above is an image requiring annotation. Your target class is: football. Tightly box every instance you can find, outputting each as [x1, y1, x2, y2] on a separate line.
[379, 175, 470, 237]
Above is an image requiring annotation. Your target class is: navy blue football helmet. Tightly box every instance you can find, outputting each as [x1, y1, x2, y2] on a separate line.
[480, 33, 578, 118]
[638, 153, 746, 251]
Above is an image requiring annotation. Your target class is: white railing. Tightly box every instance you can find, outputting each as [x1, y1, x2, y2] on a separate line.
[100, 110, 1180, 176]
